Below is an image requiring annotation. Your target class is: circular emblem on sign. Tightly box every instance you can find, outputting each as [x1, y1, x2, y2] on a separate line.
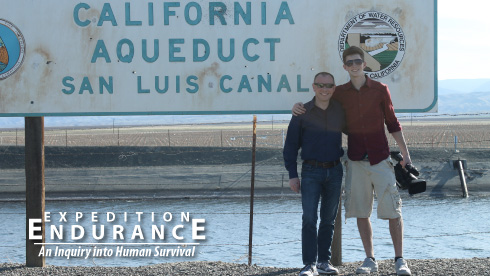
[338, 11, 405, 79]
[0, 19, 26, 80]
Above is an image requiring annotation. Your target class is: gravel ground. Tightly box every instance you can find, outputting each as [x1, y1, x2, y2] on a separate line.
[1, 258, 489, 275]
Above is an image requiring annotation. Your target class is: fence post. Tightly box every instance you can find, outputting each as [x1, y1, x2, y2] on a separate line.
[454, 159, 468, 198]
[25, 117, 45, 267]
[248, 115, 257, 266]
[454, 136, 458, 152]
[331, 196, 342, 266]
[282, 129, 285, 148]
[281, 174, 284, 190]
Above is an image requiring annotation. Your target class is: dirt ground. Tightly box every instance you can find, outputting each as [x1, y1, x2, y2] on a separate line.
[0, 146, 281, 169]
[1, 145, 488, 168]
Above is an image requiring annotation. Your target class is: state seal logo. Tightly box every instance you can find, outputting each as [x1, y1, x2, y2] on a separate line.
[338, 11, 405, 79]
[0, 19, 26, 80]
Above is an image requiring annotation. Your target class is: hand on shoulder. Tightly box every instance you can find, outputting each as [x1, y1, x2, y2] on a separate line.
[292, 102, 305, 116]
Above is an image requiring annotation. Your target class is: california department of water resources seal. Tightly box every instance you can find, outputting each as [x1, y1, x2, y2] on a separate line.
[338, 11, 405, 79]
[0, 19, 26, 80]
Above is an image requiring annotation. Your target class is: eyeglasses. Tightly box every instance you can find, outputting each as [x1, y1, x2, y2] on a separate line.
[314, 83, 335, 89]
[344, 59, 364, 67]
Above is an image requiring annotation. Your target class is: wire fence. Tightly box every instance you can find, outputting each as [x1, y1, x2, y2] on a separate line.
[0, 118, 489, 194]
[1, 119, 490, 148]
[0, 128, 286, 148]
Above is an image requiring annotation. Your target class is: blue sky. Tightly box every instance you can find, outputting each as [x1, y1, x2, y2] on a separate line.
[438, 0, 490, 80]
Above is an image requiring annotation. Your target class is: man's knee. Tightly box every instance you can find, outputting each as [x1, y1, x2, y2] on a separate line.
[389, 217, 403, 227]
[357, 217, 370, 225]
[302, 213, 318, 226]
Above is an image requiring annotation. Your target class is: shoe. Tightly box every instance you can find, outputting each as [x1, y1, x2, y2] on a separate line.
[317, 261, 339, 275]
[395, 258, 411, 276]
[299, 263, 318, 276]
[356, 257, 378, 274]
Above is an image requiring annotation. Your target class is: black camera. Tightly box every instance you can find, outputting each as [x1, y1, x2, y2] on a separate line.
[390, 151, 426, 195]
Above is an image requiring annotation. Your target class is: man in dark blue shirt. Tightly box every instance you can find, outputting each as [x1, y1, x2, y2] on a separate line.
[283, 72, 345, 276]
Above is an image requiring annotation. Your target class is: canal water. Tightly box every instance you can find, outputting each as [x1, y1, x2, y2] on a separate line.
[1, 193, 489, 268]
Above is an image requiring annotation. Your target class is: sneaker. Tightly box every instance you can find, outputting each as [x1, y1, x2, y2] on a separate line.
[395, 258, 411, 276]
[299, 263, 318, 276]
[317, 262, 339, 275]
[356, 257, 378, 274]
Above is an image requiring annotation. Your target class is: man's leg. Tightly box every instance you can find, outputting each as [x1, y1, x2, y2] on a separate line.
[301, 165, 323, 265]
[389, 217, 403, 257]
[357, 218, 374, 258]
[317, 164, 343, 263]
[390, 217, 411, 275]
[344, 159, 374, 258]
[370, 158, 403, 257]
[355, 217, 379, 274]
[344, 160, 379, 274]
[371, 158, 411, 275]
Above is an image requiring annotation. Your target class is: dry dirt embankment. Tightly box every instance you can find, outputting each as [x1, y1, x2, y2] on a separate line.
[1, 146, 489, 198]
[0, 146, 281, 169]
[2, 146, 488, 167]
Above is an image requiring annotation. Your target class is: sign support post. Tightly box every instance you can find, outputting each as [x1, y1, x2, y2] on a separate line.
[25, 117, 45, 267]
[248, 115, 257, 266]
[331, 197, 342, 266]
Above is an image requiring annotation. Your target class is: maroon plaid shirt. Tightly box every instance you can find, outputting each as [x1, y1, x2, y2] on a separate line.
[333, 77, 402, 165]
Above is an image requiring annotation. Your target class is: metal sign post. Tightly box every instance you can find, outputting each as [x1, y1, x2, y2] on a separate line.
[25, 117, 45, 267]
[331, 196, 342, 266]
[248, 115, 257, 266]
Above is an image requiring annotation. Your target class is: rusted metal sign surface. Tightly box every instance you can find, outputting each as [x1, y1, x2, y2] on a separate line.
[0, 0, 436, 116]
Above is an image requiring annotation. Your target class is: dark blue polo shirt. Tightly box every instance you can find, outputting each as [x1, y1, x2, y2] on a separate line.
[283, 97, 345, 179]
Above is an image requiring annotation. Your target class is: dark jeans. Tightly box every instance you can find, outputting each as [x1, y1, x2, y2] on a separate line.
[300, 162, 343, 265]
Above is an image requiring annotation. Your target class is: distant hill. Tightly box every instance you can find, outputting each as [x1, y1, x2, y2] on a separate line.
[438, 79, 490, 113]
[439, 91, 490, 114]
[438, 79, 490, 94]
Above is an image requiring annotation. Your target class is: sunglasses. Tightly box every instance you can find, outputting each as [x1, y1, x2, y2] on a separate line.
[344, 59, 364, 67]
[314, 83, 335, 88]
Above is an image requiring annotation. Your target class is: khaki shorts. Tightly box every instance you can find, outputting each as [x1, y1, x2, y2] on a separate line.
[344, 157, 402, 219]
